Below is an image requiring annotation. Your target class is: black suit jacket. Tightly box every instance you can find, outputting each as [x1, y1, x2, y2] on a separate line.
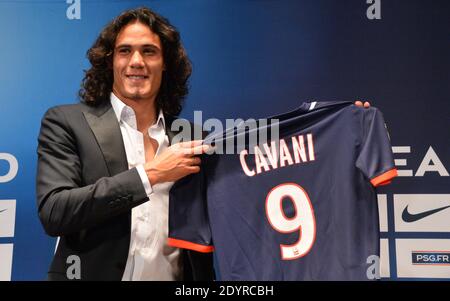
[36, 101, 214, 281]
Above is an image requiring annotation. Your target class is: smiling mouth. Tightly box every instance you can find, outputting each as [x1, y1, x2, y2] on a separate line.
[126, 75, 148, 80]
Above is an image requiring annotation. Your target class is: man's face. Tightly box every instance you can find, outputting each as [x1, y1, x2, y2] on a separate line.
[112, 21, 164, 103]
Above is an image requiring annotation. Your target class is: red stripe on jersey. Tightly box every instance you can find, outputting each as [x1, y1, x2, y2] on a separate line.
[167, 238, 215, 253]
[370, 168, 398, 187]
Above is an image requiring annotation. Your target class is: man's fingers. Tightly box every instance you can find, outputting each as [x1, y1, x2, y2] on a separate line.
[183, 144, 211, 155]
[178, 140, 204, 148]
[185, 166, 201, 174]
[355, 100, 371, 108]
[191, 157, 201, 165]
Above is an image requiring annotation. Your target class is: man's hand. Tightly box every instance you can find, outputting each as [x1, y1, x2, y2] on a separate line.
[145, 140, 210, 185]
[354, 100, 371, 108]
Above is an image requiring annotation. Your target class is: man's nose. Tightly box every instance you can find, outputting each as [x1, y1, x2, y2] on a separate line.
[130, 51, 144, 68]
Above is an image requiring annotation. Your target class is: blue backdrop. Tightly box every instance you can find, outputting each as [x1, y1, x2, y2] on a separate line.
[0, 0, 448, 280]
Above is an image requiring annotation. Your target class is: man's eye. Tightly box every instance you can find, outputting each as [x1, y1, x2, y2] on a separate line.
[118, 48, 130, 54]
[143, 49, 157, 55]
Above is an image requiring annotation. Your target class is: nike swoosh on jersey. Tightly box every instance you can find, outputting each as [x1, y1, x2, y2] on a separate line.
[402, 205, 450, 223]
[0, 209, 6, 213]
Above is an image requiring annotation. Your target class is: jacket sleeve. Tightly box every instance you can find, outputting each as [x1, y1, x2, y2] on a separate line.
[36, 107, 148, 237]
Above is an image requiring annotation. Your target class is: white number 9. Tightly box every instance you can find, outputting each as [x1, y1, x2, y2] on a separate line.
[265, 183, 316, 260]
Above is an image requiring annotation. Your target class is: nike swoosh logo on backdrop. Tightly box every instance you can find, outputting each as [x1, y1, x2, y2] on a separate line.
[402, 205, 450, 223]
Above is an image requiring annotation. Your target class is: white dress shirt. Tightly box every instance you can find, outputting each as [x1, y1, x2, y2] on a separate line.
[110, 93, 182, 281]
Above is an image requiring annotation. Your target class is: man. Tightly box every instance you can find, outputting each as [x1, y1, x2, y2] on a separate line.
[36, 6, 370, 281]
[36, 7, 213, 281]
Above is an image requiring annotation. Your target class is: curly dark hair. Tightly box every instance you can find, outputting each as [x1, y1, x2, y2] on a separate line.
[79, 7, 192, 116]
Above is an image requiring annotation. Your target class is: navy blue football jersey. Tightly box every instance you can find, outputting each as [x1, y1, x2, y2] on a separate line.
[168, 101, 397, 280]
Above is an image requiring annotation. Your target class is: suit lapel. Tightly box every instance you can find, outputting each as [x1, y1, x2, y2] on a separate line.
[83, 103, 128, 176]
[82, 106, 192, 176]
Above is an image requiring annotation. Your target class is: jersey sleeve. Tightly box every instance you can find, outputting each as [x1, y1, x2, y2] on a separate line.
[355, 107, 398, 187]
[167, 158, 214, 253]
